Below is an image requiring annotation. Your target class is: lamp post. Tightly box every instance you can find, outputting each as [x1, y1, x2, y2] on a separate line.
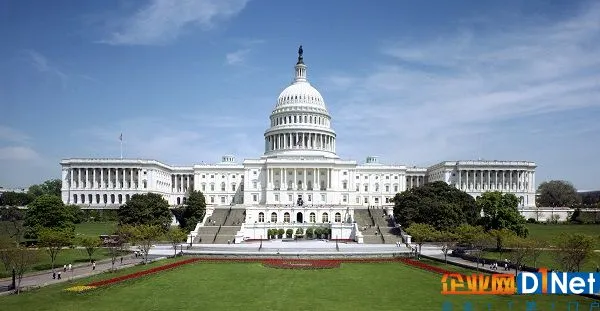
[188, 233, 193, 248]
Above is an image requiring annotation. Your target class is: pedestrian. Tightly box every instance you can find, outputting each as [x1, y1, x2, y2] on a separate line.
[63, 264, 67, 272]
[120, 257, 123, 264]
[52, 271, 56, 279]
[57, 271, 61, 279]
[68, 263, 72, 271]
[92, 262, 96, 270]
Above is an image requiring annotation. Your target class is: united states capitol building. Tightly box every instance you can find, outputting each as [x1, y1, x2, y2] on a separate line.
[60, 47, 537, 242]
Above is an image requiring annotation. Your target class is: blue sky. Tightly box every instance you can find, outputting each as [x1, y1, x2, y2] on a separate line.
[1, 0, 599, 190]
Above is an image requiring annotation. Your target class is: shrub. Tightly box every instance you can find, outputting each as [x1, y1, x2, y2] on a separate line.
[285, 229, 293, 238]
[277, 229, 284, 238]
[527, 218, 537, 224]
[295, 228, 304, 236]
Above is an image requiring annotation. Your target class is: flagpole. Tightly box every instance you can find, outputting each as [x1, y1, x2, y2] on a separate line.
[119, 133, 123, 159]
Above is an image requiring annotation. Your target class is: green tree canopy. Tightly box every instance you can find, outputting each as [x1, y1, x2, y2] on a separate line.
[553, 233, 595, 272]
[406, 223, 439, 254]
[27, 179, 62, 199]
[118, 193, 172, 230]
[173, 191, 206, 232]
[477, 191, 528, 238]
[24, 194, 75, 239]
[0, 191, 33, 206]
[393, 181, 479, 231]
[537, 180, 580, 207]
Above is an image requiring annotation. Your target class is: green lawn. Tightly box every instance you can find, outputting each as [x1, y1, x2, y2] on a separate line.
[0, 248, 115, 278]
[527, 223, 600, 248]
[1, 259, 594, 310]
[74, 222, 117, 238]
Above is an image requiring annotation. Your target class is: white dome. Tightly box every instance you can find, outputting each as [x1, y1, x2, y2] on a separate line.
[276, 82, 326, 109]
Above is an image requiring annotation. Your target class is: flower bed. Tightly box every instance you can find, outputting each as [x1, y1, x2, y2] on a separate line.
[64, 285, 97, 293]
[262, 259, 341, 270]
[87, 258, 200, 287]
[399, 258, 456, 275]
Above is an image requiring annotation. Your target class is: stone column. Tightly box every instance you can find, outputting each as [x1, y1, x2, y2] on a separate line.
[303, 168, 307, 190]
[317, 169, 320, 190]
[70, 168, 74, 189]
[293, 169, 297, 190]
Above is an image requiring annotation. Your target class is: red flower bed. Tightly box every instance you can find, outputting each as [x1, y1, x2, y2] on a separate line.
[262, 259, 341, 269]
[399, 258, 456, 275]
[87, 258, 200, 287]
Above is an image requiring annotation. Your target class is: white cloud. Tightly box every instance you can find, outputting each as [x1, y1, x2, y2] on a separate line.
[73, 111, 266, 166]
[0, 146, 42, 162]
[0, 125, 31, 144]
[225, 49, 250, 65]
[101, 0, 250, 45]
[22, 50, 68, 86]
[327, 2, 600, 174]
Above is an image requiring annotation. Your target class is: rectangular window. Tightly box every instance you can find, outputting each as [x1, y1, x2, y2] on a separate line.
[356, 197, 360, 204]
[308, 194, 312, 201]
[252, 194, 258, 202]
[275, 194, 279, 201]
[210, 196, 214, 203]
[321, 194, 326, 201]
[201, 174, 205, 178]
[374, 198, 379, 203]
[394, 185, 398, 192]
[343, 195, 347, 203]
[288, 194, 292, 201]
[364, 185, 368, 192]
[343, 182, 347, 190]
[364, 197, 368, 204]
[220, 196, 225, 203]
[385, 185, 389, 192]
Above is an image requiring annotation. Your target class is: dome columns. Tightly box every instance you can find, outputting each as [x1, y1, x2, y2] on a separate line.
[264, 132, 336, 154]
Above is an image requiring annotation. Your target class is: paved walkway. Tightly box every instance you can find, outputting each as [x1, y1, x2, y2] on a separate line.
[419, 245, 521, 275]
[0, 253, 158, 293]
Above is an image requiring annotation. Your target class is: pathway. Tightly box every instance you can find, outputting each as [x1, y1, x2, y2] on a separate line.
[0, 254, 162, 294]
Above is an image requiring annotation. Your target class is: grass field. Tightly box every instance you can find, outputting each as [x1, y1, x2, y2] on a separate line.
[0, 259, 594, 310]
[527, 223, 600, 248]
[74, 222, 117, 237]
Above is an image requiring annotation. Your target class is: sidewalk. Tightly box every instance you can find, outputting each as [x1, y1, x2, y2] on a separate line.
[0, 254, 151, 293]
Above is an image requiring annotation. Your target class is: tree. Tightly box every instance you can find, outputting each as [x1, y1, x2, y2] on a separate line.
[453, 224, 485, 247]
[438, 231, 458, 264]
[118, 193, 172, 230]
[527, 238, 548, 268]
[38, 228, 73, 272]
[393, 181, 479, 232]
[488, 228, 517, 252]
[406, 223, 439, 258]
[537, 180, 580, 207]
[0, 236, 16, 273]
[506, 236, 532, 275]
[11, 247, 40, 294]
[27, 179, 62, 199]
[173, 191, 206, 232]
[166, 227, 187, 257]
[477, 191, 528, 238]
[0, 206, 25, 244]
[553, 233, 595, 272]
[24, 194, 75, 239]
[0, 192, 33, 206]
[131, 224, 163, 264]
[472, 232, 495, 271]
[79, 236, 102, 263]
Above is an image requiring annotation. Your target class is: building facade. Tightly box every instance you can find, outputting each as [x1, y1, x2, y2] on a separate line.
[60, 48, 537, 240]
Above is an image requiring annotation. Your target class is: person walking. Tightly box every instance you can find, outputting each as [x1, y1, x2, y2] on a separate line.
[68, 263, 72, 271]
[63, 264, 67, 272]
[92, 261, 96, 271]
[57, 271, 61, 280]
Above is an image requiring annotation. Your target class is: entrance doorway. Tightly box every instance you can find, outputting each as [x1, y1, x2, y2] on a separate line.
[296, 194, 304, 206]
[296, 212, 303, 223]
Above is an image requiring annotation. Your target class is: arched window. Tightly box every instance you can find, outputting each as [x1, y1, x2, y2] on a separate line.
[232, 184, 236, 191]
[307, 181, 312, 190]
[183, 197, 187, 204]
[96, 194, 100, 204]
[258, 212, 264, 222]
[297, 180, 303, 190]
[310, 212, 316, 223]
[284, 212, 290, 223]
[322, 213, 329, 223]
[73, 194, 78, 204]
[221, 182, 226, 191]
[103, 194, 107, 204]
[88, 194, 92, 204]
[110, 194, 115, 204]
[288, 181, 293, 190]
[118, 194, 122, 204]
[177, 197, 181, 205]
[271, 212, 277, 223]
[126, 194, 130, 202]
[375, 183, 379, 192]
[210, 183, 215, 191]
[335, 212, 341, 222]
